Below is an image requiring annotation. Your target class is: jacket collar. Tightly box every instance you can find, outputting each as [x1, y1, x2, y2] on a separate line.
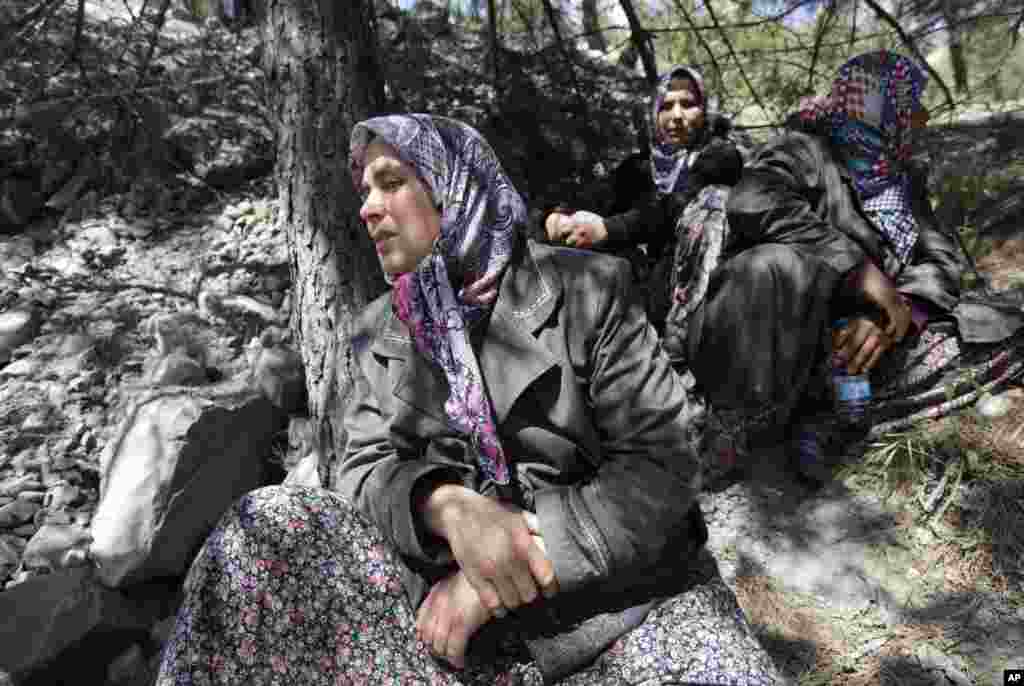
[370, 238, 561, 425]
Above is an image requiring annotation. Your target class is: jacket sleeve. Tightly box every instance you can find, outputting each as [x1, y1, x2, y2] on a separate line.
[603, 194, 675, 249]
[726, 134, 867, 280]
[335, 331, 475, 566]
[604, 140, 743, 251]
[894, 169, 964, 314]
[534, 259, 702, 595]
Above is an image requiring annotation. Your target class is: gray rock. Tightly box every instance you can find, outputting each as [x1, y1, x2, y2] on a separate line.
[0, 499, 40, 528]
[22, 523, 92, 571]
[20, 409, 53, 432]
[89, 381, 284, 587]
[0, 537, 21, 566]
[12, 523, 39, 537]
[976, 392, 1014, 419]
[0, 475, 45, 497]
[0, 534, 27, 552]
[0, 565, 179, 676]
[0, 306, 42, 366]
[4, 569, 30, 589]
[43, 482, 81, 510]
[0, 357, 39, 378]
[919, 471, 949, 514]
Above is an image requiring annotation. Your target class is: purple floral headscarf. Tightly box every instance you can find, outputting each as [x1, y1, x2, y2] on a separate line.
[797, 50, 928, 265]
[650, 65, 714, 196]
[350, 114, 527, 485]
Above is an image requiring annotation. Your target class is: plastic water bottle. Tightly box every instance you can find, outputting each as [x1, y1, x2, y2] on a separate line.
[831, 318, 872, 426]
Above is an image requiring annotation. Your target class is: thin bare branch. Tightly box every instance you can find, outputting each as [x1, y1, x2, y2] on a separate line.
[64, 0, 87, 68]
[0, 0, 65, 56]
[862, 0, 956, 113]
[701, 0, 775, 123]
[487, 0, 500, 89]
[617, 0, 658, 85]
[807, 0, 838, 92]
[0, 0, 65, 41]
[672, 0, 726, 95]
[136, 0, 173, 87]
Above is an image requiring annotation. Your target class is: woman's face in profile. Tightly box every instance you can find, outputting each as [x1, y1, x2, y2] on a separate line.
[358, 139, 441, 276]
[657, 76, 705, 147]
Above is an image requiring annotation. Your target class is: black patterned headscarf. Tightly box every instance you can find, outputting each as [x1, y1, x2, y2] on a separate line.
[350, 114, 526, 485]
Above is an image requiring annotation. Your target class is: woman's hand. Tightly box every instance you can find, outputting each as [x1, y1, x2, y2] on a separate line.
[852, 261, 912, 343]
[544, 211, 608, 248]
[563, 211, 608, 249]
[415, 569, 492, 670]
[545, 211, 572, 243]
[832, 316, 893, 375]
[420, 485, 558, 615]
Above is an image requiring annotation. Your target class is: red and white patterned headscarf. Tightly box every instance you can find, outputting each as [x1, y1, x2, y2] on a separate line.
[797, 50, 928, 265]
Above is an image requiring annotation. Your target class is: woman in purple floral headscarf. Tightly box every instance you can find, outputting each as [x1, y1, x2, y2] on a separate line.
[154, 114, 783, 685]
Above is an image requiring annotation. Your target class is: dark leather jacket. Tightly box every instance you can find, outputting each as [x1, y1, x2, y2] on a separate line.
[728, 130, 963, 314]
[336, 238, 707, 680]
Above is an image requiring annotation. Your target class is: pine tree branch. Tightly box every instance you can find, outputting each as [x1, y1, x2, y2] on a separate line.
[861, 0, 956, 113]
[0, 0, 65, 41]
[672, 0, 726, 96]
[807, 0, 838, 93]
[701, 0, 775, 124]
[617, 0, 658, 85]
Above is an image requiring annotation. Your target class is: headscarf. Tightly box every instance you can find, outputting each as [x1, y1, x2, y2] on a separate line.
[796, 50, 928, 265]
[350, 115, 527, 485]
[649, 65, 715, 196]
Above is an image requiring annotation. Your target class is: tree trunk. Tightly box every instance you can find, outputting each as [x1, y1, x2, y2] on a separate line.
[263, 0, 388, 487]
[617, 0, 657, 85]
[581, 0, 605, 52]
[487, 0, 500, 88]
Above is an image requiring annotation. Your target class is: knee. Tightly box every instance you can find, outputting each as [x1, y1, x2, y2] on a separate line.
[219, 485, 360, 545]
[720, 244, 801, 289]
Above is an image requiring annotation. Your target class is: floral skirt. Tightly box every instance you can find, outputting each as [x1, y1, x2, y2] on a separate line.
[155, 486, 782, 686]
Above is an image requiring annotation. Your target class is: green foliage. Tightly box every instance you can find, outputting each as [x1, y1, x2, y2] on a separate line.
[926, 14, 1024, 110]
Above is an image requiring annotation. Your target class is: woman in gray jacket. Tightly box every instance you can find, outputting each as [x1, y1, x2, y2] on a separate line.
[154, 114, 780, 685]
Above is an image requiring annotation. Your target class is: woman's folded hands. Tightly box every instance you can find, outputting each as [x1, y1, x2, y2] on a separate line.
[545, 210, 608, 249]
[417, 484, 559, 667]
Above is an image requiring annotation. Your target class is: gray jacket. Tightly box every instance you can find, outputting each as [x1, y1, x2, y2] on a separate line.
[337, 238, 706, 681]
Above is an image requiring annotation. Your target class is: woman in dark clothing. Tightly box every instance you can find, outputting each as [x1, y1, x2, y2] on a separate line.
[781, 51, 1024, 458]
[544, 65, 746, 327]
[154, 114, 781, 685]
[669, 50, 1024, 483]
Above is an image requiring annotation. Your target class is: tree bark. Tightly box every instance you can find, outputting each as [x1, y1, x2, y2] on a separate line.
[617, 0, 657, 85]
[263, 0, 388, 487]
[581, 0, 606, 52]
[487, 0, 501, 88]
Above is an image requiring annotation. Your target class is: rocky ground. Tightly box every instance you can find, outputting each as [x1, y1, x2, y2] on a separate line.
[0, 2, 1023, 685]
[0, 181, 299, 685]
[0, 179, 1021, 686]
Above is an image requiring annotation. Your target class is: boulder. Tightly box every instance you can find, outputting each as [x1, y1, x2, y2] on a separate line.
[0, 567, 178, 682]
[88, 381, 286, 588]
[0, 305, 42, 367]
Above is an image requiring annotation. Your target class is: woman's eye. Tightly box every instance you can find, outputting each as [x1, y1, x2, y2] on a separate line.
[383, 177, 404, 191]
